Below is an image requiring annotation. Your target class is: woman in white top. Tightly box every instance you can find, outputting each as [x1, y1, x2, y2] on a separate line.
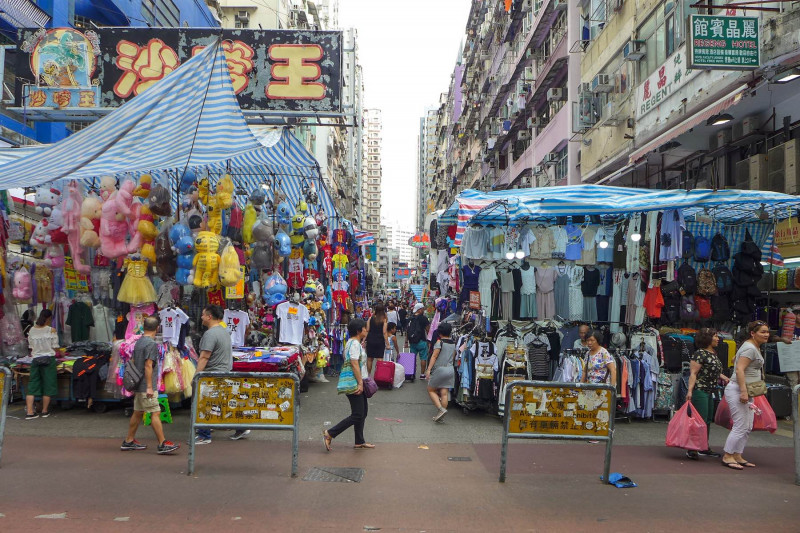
[386, 304, 399, 330]
[25, 309, 60, 420]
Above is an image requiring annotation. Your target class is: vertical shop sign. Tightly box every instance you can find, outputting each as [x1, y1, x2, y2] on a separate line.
[688, 15, 760, 70]
[636, 46, 699, 118]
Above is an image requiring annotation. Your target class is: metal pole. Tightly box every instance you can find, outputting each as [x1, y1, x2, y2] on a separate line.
[291, 376, 299, 478]
[793, 385, 800, 486]
[0, 367, 11, 466]
[603, 389, 617, 485]
[188, 373, 199, 476]
[499, 384, 512, 483]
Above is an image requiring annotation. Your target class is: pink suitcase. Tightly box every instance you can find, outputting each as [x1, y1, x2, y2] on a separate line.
[397, 352, 416, 382]
[374, 360, 395, 389]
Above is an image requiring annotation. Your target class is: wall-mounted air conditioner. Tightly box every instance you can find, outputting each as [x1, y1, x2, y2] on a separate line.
[591, 74, 614, 93]
[768, 139, 800, 194]
[733, 115, 759, 140]
[547, 88, 564, 101]
[544, 152, 559, 165]
[734, 154, 766, 190]
[623, 40, 645, 61]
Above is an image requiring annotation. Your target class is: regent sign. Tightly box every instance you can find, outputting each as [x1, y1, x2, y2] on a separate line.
[16, 27, 343, 112]
[636, 46, 698, 118]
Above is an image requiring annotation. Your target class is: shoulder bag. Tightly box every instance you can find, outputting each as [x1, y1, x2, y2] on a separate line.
[734, 346, 767, 397]
[337, 340, 360, 395]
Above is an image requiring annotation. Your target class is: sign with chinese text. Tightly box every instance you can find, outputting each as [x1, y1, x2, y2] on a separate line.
[507, 383, 613, 436]
[688, 15, 760, 70]
[64, 257, 89, 292]
[17, 27, 343, 112]
[636, 45, 699, 118]
[774, 217, 800, 258]
[469, 291, 481, 310]
[195, 375, 295, 426]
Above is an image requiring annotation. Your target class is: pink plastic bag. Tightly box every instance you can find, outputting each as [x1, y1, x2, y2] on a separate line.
[666, 402, 709, 451]
[752, 395, 777, 433]
[714, 397, 733, 429]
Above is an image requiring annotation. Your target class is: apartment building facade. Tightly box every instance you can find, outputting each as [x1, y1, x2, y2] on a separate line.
[362, 108, 383, 234]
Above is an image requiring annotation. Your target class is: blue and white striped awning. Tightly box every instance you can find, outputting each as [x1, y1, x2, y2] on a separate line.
[0, 0, 50, 28]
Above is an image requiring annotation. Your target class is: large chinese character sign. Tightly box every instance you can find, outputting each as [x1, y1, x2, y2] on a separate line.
[16, 28, 343, 112]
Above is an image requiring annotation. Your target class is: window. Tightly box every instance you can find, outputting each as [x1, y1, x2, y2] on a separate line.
[235, 21, 249, 28]
[142, 0, 180, 27]
[554, 147, 568, 183]
[637, 0, 687, 81]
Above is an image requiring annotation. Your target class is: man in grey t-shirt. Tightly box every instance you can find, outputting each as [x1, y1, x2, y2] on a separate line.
[195, 305, 248, 443]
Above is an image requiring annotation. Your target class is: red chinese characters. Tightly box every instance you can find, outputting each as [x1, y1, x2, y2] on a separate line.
[114, 39, 180, 98]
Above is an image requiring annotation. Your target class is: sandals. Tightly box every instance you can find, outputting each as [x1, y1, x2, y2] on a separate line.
[353, 443, 376, 449]
[738, 461, 756, 468]
[322, 431, 332, 452]
[722, 460, 744, 470]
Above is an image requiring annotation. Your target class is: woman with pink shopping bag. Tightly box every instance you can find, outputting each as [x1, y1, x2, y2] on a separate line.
[666, 402, 708, 452]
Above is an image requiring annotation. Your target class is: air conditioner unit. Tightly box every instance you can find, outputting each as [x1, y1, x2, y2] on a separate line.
[236, 10, 250, 21]
[547, 88, 564, 101]
[527, 117, 542, 128]
[711, 128, 732, 150]
[733, 115, 759, 140]
[524, 66, 535, 81]
[734, 154, 767, 190]
[518, 130, 530, 141]
[553, 0, 567, 11]
[544, 152, 559, 165]
[591, 74, 614, 93]
[480, 51, 489, 61]
[623, 40, 646, 61]
[580, 82, 592, 93]
[533, 165, 545, 174]
[768, 139, 800, 194]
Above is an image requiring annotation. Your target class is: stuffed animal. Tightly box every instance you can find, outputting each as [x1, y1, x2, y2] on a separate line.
[137, 204, 159, 263]
[206, 200, 223, 235]
[133, 174, 152, 199]
[252, 219, 274, 243]
[219, 242, 243, 287]
[125, 197, 144, 254]
[179, 168, 196, 193]
[99, 176, 116, 201]
[303, 216, 319, 240]
[44, 244, 65, 269]
[79, 194, 102, 248]
[251, 242, 273, 271]
[303, 276, 317, 294]
[304, 184, 319, 206]
[263, 272, 288, 306]
[30, 219, 50, 250]
[315, 208, 326, 228]
[46, 204, 69, 245]
[216, 175, 234, 210]
[169, 223, 194, 285]
[296, 199, 309, 216]
[303, 238, 318, 261]
[250, 189, 266, 212]
[290, 214, 305, 247]
[35, 185, 61, 217]
[243, 202, 257, 244]
[197, 177, 210, 206]
[63, 181, 90, 274]
[226, 204, 243, 244]
[12, 267, 32, 301]
[276, 200, 292, 225]
[192, 231, 221, 288]
[155, 228, 177, 281]
[148, 184, 172, 217]
[100, 180, 134, 259]
[274, 229, 291, 258]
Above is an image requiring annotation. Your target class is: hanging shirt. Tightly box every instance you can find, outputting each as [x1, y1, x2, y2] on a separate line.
[66, 301, 94, 342]
[462, 227, 488, 259]
[287, 249, 305, 289]
[276, 302, 310, 345]
[159, 307, 190, 346]
[595, 227, 614, 263]
[125, 303, 156, 340]
[332, 252, 349, 270]
[487, 228, 505, 259]
[518, 227, 535, 257]
[564, 224, 584, 261]
[659, 209, 685, 262]
[530, 227, 554, 259]
[520, 265, 536, 295]
[551, 226, 567, 259]
[223, 309, 251, 348]
[578, 226, 597, 265]
[643, 286, 665, 318]
[462, 264, 481, 291]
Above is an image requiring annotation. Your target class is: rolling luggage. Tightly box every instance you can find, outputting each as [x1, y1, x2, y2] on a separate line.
[397, 352, 416, 382]
[766, 385, 791, 419]
[374, 360, 395, 389]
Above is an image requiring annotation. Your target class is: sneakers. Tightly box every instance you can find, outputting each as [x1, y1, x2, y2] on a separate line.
[41, 411, 50, 418]
[230, 430, 251, 440]
[194, 435, 212, 445]
[121, 440, 148, 451]
[698, 449, 722, 458]
[686, 450, 700, 460]
[157, 440, 180, 454]
[25, 413, 39, 420]
[433, 408, 448, 422]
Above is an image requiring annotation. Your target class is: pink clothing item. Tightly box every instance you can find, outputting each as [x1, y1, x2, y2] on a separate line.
[428, 311, 441, 342]
[126, 303, 156, 340]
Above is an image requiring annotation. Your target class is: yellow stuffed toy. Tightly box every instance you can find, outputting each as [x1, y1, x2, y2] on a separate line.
[192, 231, 221, 287]
[216, 175, 234, 210]
[242, 203, 257, 244]
[219, 243, 243, 287]
[137, 204, 159, 263]
[201, 175, 235, 235]
[290, 214, 305, 246]
[133, 174, 152, 199]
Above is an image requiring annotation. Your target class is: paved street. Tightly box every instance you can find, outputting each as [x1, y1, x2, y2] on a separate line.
[2, 364, 800, 532]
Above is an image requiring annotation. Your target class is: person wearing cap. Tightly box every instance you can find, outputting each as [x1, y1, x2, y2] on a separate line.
[407, 303, 430, 379]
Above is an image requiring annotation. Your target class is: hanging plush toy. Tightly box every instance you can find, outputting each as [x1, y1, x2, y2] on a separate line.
[226, 204, 243, 244]
[34, 185, 61, 216]
[155, 225, 177, 280]
[137, 204, 159, 263]
[30, 219, 50, 250]
[133, 174, 152, 199]
[12, 267, 32, 301]
[263, 271, 288, 306]
[126, 197, 144, 255]
[274, 229, 291, 258]
[79, 194, 102, 248]
[99, 176, 117, 201]
[276, 200, 292, 225]
[215, 175, 234, 209]
[304, 184, 319, 206]
[63, 181, 90, 274]
[192, 231, 221, 288]
[100, 180, 135, 259]
[251, 242, 273, 271]
[169, 223, 194, 285]
[44, 244, 65, 269]
[296, 199, 309, 216]
[148, 184, 172, 217]
[303, 238, 318, 261]
[243, 200, 258, 245]
[46, 204, 69, 245]
[290, 214, 305, 247]
[219, 241, 243, 287]
[179, 169, 196, 193]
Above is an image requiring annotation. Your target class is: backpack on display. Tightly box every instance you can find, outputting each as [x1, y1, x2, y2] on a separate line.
[695, 295, 712, 319]
[678, 263, 697, 295]
[682, 230, 695, 260]
[696, 268, 718, 296]
[664, 296, 681, 323]
[710, 233, 731, 262]
[711, 294, 732, 322]
[655, 368, 676, 411]
[680, 295, 698, 321]
[711, 265, 733, 294]
[694, 236, 711, 262]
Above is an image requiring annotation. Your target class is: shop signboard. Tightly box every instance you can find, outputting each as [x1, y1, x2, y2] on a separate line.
[500, 381, 616, 483]
[64, 257, 89, 292]
[469, 291, 481, 310]
[688, 15, 760, 70]
[773, 217, 800, 259]
[636, 46, 699, 119]
[16, 27, 343, 112]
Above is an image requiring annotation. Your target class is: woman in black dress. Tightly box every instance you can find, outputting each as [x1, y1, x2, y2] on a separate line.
[365, 303, 389, 375]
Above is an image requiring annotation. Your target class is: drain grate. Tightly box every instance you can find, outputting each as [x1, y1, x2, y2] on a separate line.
[303, 467, 365, 483]
[447, 456, 472, 462]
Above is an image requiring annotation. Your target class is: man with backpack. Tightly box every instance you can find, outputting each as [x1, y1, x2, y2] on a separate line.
[407, 303, 431, 379]
[121, 316, 179, 454]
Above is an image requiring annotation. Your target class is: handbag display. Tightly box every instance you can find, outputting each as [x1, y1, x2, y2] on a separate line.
[362, 377, 378, 398]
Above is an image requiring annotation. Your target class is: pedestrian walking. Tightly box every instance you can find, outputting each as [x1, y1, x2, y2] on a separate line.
[407, 303, 431, 379]
[387, 304, 399, 329]
[425, 323, 456, 422]
[25, 309, 59, 420]
[397, 304, 408, 335]
[685, 328, 729, 460]
[121, 316, 179, 454]
[324, 319, 376, 450]
[194, 304, 249, 444]
[365, 302, 389, 375]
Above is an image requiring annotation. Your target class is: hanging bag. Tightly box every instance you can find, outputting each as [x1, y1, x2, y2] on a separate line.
[665, 402, 709, 451]
[710, 233, 730, 262]
[337, 340, 360, 395]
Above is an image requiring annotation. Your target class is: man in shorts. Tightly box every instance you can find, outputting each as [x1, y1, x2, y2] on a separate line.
[121, 316, 179, 454]
[408, 303, 431, 379]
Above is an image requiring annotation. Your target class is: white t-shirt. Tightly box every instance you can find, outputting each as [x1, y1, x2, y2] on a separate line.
[276, 302, 310, 345]
[223, 309, 251, 348]
[159, 308, 190, 346]
[387, 310, 399, 325]
[348, 338, 368, 377]
[28, 326, 59, 357]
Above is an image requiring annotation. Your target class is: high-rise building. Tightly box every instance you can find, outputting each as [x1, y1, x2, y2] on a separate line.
[362, 109, 383, 235]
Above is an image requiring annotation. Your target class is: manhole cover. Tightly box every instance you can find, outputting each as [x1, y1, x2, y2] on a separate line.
[447, 456, 472, 462]
[303, 467, 364, 483]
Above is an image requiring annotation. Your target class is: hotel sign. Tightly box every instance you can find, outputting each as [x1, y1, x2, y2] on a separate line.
[635, 46, 699, 118]
[688, 15, 760, 70]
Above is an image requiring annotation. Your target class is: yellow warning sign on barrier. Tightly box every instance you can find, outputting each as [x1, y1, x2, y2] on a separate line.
[194, 375, 295, 425]
[507, 383, 612, 437]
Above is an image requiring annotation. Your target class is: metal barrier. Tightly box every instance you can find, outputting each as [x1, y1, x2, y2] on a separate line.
[500, 380, 616, 483]
[188, 372, 299, 477]
[793, 385, 800, 486]
[0, 367, 10, 466]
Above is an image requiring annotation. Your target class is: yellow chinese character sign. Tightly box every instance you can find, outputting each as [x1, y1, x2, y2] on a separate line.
[194, 375, 295, 426]
[507, 383, 613, 437]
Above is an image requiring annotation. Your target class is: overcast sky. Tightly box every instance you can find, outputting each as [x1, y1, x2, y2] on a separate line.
[338, 0, 472, 231]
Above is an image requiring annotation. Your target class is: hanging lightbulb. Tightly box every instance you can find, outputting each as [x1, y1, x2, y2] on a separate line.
[599, 237, 609, 249]
[505, 251, 515, 260]
[631, 232, 641, 242]
[515, 249, 525, 259]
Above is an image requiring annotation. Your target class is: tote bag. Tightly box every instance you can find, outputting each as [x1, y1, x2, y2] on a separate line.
[337, 340, 360, 395]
